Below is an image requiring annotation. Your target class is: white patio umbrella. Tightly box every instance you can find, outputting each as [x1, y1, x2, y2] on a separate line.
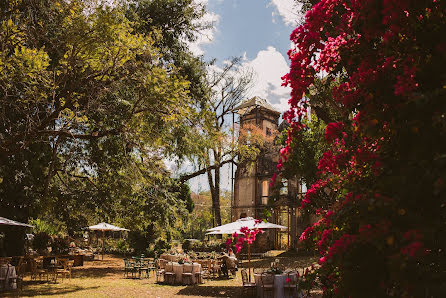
[206, 217, 287, 281]
[0, 216, 34, 228]
[88, 223, 129, 260]
[206, 217, 287, 234]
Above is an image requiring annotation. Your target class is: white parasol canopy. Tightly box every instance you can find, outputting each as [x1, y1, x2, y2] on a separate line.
[88, 222, 129, 260]
[207, 217, 287, 283]
[88, 222, 129, 232]
[206, 217, 287, 235]
[0, 216, 33, 228]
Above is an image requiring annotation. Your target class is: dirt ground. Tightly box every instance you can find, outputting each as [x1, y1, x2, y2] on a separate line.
[3, 252, 321, 297]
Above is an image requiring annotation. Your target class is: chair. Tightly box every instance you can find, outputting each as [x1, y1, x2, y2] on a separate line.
[241, 269, 256, 296]
[210, 259, 221, 278]
[30, 259, 48, 281]
[284, 271, 299, 297]
[163, 262, 175, 284]
[155, 259, 165, 282]
[260, 273, 275, 298]
[55, 259, 73, 282]
[124, 259, 137, 278]
[135, 258, 149, 279]
[147, 259, 157, 277]
[182, 264, 194, 285]
[194, 265, 204, 284]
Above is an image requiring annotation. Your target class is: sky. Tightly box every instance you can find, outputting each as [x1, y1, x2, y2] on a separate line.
[177, 0, 304, 193]
[191, 0, 303, 113]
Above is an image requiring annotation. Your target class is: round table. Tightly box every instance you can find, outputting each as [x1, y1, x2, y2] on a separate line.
[170, 262, 201, 284]
[253, 273, 302, 298]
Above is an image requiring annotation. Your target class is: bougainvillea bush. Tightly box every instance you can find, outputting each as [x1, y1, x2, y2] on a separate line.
[279, 0, 446, 297]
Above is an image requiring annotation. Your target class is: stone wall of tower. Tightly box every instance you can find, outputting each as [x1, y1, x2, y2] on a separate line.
[232, 106, 280, 223]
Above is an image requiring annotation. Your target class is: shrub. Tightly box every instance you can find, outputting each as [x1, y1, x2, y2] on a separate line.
[182, 239, 191, 252]
[51, 237, 69, 254]
[33, 232, 51, 251]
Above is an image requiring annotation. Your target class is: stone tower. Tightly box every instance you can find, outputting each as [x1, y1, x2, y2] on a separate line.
[232, 96, 304, 251]
[232, 96, 281, 221]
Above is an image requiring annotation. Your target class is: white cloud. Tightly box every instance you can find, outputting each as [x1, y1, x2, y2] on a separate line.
[188, 1, 220, 56]
[269, 0, 302, 27]
[243, 46, 291, 112]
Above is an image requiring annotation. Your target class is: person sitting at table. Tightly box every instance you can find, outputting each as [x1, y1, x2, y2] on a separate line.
[219, 249, 238, 278]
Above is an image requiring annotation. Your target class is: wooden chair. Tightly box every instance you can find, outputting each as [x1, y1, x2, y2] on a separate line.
[241, 269, 256, 296]
[260, 273, 274, 298]
[284, 271, 299, 297]
[30, 259, 48, 281]
[55, 259, 73, 282]
[155, 259, 165, 282]
[194, 265, 204, 284]
[182, 264, 194, 285]
[210, 259, 221, 278]
[163, 262, 175, 284]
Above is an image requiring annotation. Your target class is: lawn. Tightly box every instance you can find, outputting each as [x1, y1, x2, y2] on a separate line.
[4, 252, 319, 297]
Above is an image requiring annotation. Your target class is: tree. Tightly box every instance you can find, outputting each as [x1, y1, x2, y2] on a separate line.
[0, 0, 201, 240]
[180, 57, 255, 228]
[279, 114, 327, 188]
[281, 0, 446, 296]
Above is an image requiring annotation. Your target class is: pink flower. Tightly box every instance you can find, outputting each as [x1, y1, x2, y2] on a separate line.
[235, 243, 243, 254]
[318, 256, 326, 265]
[325, 122, 344, 143]
[225, 238, 232, 249]
[401, 241, 427, 258]
[286, 277, 291, 283]
[299, 226, 313, 242]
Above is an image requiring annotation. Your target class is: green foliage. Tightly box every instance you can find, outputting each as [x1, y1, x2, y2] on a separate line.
[51, 237, 69, 255]
[0, 0, 209, 246]
[182, 191, 231, 240]
[279, 115, 327, 186]
[182, 239, 192, 251]
[29, 219, 61, 236]
[33, 232, 51, 251]
[154, 238, 169, 253]
[189, 239, 225, 252]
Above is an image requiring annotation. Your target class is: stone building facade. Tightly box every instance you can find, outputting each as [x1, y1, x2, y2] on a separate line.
[232, 96, 304, 251]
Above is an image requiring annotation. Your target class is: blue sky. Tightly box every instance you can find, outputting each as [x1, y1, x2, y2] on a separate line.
[203, 0, 294, 61]
[189, 0, 303, 113]
[181, 0, 303, 193]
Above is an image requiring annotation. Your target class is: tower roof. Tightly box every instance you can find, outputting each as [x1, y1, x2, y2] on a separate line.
[232, 96, 281, 115]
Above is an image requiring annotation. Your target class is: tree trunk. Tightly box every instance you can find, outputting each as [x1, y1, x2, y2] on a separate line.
[213, 165, 221, 227]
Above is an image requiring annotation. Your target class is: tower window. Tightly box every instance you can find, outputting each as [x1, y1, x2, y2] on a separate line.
[266, 127, 271, 136]
[262, 180, 269, 205]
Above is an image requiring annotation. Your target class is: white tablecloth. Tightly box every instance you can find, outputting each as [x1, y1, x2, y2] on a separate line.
[0, 265, 17, 290]
[254, 273, 301, 298]
[169, 262, 201, 284]
[160, 254, 181, 262]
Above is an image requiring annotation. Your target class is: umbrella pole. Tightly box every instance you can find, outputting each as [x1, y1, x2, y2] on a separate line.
[248, 243, 251, 282]
[102, 230, 105, 260]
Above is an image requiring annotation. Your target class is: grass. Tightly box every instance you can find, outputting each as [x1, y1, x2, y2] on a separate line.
[4, 252, 319, 297]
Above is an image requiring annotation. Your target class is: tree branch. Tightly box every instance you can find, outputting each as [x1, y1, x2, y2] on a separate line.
[179, 158, 236, 182]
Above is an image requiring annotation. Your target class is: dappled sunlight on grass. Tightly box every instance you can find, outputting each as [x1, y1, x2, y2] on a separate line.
[3, 253, 317, 297]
